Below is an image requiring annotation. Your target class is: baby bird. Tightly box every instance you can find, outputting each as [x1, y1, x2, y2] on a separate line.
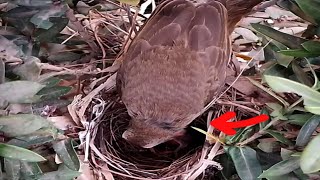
[116, 0, 262, 148]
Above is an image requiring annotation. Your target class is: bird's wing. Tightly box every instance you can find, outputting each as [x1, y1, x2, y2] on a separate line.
[131, 0, 196, 47]
[117, 0, 229, 88]
[175, 0, 231, 127]
[185, 1, 230, 105]
[116, 0, 230, 125]
[116, 0, 196, 95]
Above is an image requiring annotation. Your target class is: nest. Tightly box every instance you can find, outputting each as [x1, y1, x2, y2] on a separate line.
[76, 77, 264, 179]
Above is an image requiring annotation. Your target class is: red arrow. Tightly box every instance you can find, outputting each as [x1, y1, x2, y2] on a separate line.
[210, 111, 269, 135]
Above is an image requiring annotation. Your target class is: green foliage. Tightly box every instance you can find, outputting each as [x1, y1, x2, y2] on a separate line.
[0, 81, 44, 103]
[0, 1, 82, 179]
[0, 143, 46, 162]
[218, 0, 320, 179]
[258, 156, 301, 179]
[264, 75, 320, 115]
[225, 146, 263, 180]
[52, 139, 80, 171]
[300, 133, 320, 173]
[0, 114, 51, 137]
[296, 115, 320, 146]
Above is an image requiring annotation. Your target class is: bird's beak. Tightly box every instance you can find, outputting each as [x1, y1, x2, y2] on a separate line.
[122, 130, 129, 140]
[142, 143, 157, 149]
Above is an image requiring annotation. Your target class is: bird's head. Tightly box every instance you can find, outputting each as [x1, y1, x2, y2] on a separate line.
[122, 118, 186, 148]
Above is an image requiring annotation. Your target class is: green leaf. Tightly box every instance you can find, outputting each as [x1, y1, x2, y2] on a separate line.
[3, 34, 30, 46]
[251, 23, 307, 49]
[8, 127, 58, 148]
[296, 115, 320, 147]
[238, 128, 255, 143]
[277, 0, 317, 24]
[256, 150, 282, 169]
[269, 41, 294, 67]
[302, 40, 320, 53]
[263, 63, 289, 79]
[293, 168, 310, 180]
[217, 154, 237, 179]
[40, 77, 61, 87]
[0, 81, 44, 103]
[279, 49, 320, 57]
[225, 146, 262, 180]
[30, 4, 68, 29]
[305, 106, 320, 115]
[257, 140, 280, 153]
[259, 157, 300, 178]
[0, 114, 51, 137]
[20, 161, 43, 179]
[11, 0, 53, 7]
[281, 148, 295, 160]
[264, 75, 320, 115]
[292, 61, 313, 87]
[31, 99, 71, 115]
[261, 173, 300, 180]
[37, 86, 72, 101]
[38, 165, 81, 180]
[0, 35, 25, 59]
[12, 57, 41, 81]
[53, 139, 80, 171]
[266, 103, 287, 120]
[265, 130, 293, 146]
[259, 108, 271, 129]
[4, 158, 21, 180]
[2, 7, 37, 36]
[34, 17, 69, 42]
[295, 0, 320, 24]
[300, 133, 320, 173]
[227, 127, 253, 144]
[287, 113, 314, 126]
[0, 143, 46, 162]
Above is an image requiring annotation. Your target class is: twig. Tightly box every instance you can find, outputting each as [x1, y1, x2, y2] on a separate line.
[237, 117, 280, 146]
[216, 100, 260, 114]
[65, 5, 99, 54]
[246, 77, 290, 107]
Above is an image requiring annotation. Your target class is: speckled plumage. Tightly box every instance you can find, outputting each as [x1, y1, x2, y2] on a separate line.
[116, 0, 262, 148]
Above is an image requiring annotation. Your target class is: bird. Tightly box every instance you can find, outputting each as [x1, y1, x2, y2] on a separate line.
[116, 0, 262, 149]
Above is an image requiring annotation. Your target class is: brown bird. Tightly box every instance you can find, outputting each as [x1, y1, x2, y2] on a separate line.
[116, 0, 262, 148]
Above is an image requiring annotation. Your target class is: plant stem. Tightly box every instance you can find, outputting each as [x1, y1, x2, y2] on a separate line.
[236, 117, 280, 146]
[286, 97, 303, 112]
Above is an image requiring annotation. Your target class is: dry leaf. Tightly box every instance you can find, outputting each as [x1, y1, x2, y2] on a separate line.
[234, 27, 259, 42]
[47, 116, 76, 130]
[77, 155, 97, 180]
[118, 0, 139, 6]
